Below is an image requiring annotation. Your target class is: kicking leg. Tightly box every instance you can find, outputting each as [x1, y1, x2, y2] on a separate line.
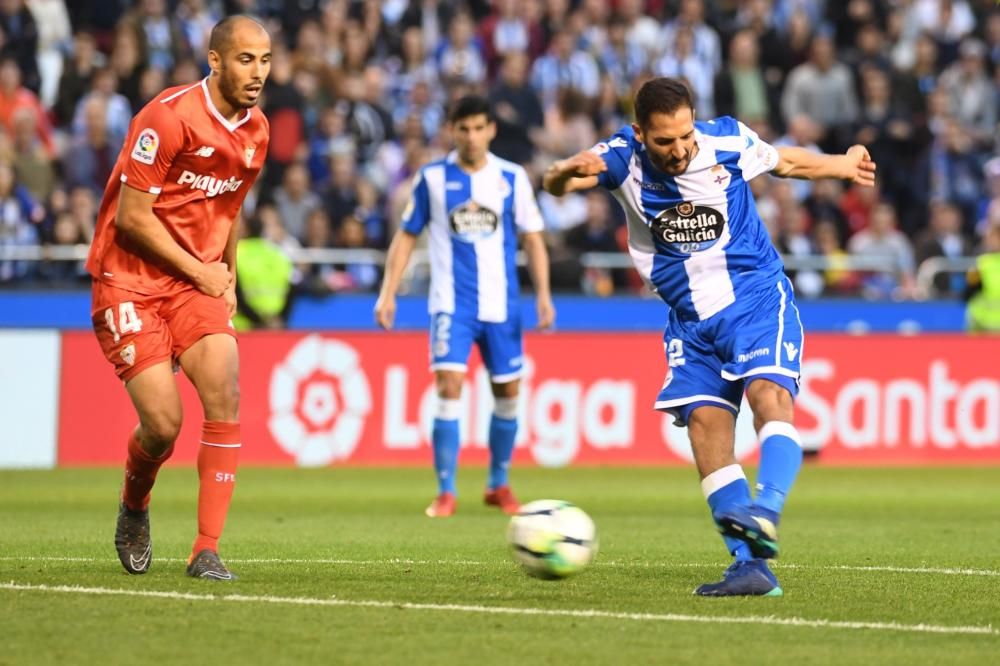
[686, 405, 781, 597]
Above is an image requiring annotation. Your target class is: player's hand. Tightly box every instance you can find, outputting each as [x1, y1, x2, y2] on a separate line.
[558, 150, 608, 178]
[194, 261, 233, 297]
[374, 293, 396, 330]
[536, 296, 555, 331]
[223, 283, 237, 317]
[844, 145, 876, 187]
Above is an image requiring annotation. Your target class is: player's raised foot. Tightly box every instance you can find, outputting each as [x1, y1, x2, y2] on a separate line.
[186, 549, 237, 581]
[483, 486, 520, 515]
[115, 501, 151, 575]
[425, 492, 456, 518]
[714, 505, 780, 559]
[694, 558, 783, 597]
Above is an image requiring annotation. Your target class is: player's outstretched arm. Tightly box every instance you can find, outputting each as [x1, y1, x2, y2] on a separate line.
[522, 231, 555, 330]
[773, 145, 877, 186]
[116, 184, 232, 296]
[542, 150, 606, 196]
[374, 230, 419, 330]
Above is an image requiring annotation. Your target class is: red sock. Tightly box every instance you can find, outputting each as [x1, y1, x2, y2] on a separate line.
[122, 429, 172, 511]
[192, 421, 241, 558]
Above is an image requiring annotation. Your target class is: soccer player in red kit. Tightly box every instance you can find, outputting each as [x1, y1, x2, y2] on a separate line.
[86, 15, 270, 580]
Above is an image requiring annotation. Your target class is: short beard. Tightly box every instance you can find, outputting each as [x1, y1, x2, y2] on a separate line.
[218, 69, 255, 110]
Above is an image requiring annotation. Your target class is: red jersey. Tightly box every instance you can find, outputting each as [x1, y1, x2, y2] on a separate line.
[86, 78, 269, 295]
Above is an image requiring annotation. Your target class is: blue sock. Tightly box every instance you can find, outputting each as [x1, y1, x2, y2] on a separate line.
[487, 415, 518, 489]
[754, 422, 803, 516]
[703, 465, 754, 561]
[431, 418, 460, 494]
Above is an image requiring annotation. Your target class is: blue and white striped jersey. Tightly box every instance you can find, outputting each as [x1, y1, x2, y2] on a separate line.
[402, 151, 544, 322]
[594, 117, 783, 321]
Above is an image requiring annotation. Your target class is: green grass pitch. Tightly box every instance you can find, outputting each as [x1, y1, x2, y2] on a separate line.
[2, 465, 999, 665]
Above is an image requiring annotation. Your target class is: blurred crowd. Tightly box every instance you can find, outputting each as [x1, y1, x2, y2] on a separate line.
[0, 0, 998, 301]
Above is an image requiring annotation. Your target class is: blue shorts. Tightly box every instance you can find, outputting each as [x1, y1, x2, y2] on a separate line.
[429, 312, 524, 382]
[655, 278, 803, 426]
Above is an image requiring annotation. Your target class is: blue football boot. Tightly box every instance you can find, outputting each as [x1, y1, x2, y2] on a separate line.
[694, 558, 783, 597]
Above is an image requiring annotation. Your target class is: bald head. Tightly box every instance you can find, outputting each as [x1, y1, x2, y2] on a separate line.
[209, 15, 268, 57]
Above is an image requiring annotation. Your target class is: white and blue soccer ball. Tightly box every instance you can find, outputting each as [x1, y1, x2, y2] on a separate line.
[506, 500, 598, 579]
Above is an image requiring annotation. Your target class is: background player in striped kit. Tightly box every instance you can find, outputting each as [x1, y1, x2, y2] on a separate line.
[375, 95, 555, 518]
[543, 78, 876, 596]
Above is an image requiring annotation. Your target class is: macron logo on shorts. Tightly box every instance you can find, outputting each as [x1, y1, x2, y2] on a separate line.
[177, 170, 244, 198]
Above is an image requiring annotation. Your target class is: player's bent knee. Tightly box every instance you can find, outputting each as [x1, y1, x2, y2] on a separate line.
[142, 410, 183, 449]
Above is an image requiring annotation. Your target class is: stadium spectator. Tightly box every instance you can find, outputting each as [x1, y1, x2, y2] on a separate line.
[11, 107, 55, 202]
[965, 222, 1000, 332]
[27, 0, 72, 108]
[781, 33, 859, 153]
[598, 14, 646, 104]
[937, 38, 996, 150]
[54, 30, 104, 125]
[915, 200, 973, 297]
[618, 0, 661, 59]
[62, 97, 123, 196]
[0, 57, 54, 157]
[774, 114, 822, 201]
[0, 0, 41, 93]
[108, 25, 144, 108]
[714, 30, 774, 129]
[660, 0, 722, 75]
[847, 201, 916, 300]
[654, 24, 715, 118]
[530, 26, 600, 111]
[0, 161, 44, 281]
[435, 9, 486, 87]
[384, 26, 440, 120]
[122, 0, 189, 73]
[71, 67, 132, 144]
[564, 190, 625, 295]
[477, 0, 542, 78]
[813, 219, 861, 295]
[232, 212, 294, 331]
[489, 50, 544, 166]
[272, 162, 321, 245]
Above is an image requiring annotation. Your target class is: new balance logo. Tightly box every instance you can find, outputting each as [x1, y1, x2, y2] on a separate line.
[177, 170, 243, 197]
[783, 342, 799, 362]
[194, 145, 215, 157]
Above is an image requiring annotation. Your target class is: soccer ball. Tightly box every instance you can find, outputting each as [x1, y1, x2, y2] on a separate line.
[506, 500, 598, 579]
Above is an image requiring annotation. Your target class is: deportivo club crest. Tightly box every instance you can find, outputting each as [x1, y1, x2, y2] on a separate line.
[652, 201, 727, 254]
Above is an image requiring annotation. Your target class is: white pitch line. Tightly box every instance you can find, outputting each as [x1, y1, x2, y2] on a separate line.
[1, 556, 999, 578]
[0, 581, 995, 637]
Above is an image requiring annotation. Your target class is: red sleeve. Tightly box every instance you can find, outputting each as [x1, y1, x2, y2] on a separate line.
[120, 102, 186, 195]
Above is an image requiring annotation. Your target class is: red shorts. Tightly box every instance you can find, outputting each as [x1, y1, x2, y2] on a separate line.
[91, 281, 236, 382]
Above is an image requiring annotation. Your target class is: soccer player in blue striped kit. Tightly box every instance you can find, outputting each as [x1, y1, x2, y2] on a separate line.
[544, 78, 877, 596]
[376, 95, 555, 518]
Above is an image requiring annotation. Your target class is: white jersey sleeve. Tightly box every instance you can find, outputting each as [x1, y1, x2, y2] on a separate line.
[736, 120, 779, 181]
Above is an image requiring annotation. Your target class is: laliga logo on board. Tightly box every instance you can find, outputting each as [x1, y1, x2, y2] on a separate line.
[268, 335, 372, 466]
